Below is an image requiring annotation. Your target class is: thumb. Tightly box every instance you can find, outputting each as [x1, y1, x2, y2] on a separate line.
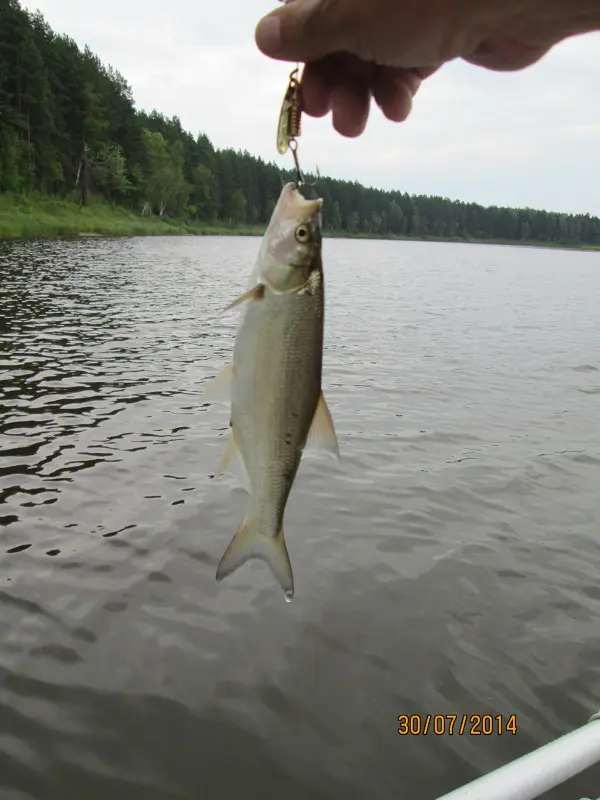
[255, 0, 354, 62]
[465, 37, 554, 72]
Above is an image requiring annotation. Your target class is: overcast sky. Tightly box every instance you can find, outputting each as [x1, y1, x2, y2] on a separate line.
[20, 0, 600, 217]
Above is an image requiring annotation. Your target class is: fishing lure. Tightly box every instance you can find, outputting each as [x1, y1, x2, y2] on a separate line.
[273, 1, 319, 186]
[277, 66, 304, 184]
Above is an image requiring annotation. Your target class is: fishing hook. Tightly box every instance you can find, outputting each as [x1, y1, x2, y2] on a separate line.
[288, 139, 304, 186]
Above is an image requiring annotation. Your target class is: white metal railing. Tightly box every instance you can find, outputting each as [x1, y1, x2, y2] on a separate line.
[435, 711, 600, 800]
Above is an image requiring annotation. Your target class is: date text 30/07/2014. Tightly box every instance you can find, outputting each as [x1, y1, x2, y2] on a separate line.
[397, 714, 518, 736]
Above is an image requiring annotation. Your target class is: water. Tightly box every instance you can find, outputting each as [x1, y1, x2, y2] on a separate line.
[1, 235, 600, 800]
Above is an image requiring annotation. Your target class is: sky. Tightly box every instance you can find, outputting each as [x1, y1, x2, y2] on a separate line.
[19, 0, 600, 217]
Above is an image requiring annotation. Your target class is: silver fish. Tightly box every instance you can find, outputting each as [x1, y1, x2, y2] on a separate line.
[204, 182, 339, 601]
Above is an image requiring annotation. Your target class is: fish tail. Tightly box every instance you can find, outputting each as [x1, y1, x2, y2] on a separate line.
[215, 514, 294, 602]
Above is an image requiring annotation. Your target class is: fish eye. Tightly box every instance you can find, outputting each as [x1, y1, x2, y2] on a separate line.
[295, 224, 310, 243]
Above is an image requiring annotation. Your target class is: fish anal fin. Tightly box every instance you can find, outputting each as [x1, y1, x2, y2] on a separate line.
[216, 517, 294, 602]
[219, 426, 250, 492]
[304, 392, 339, 459]
[223, 284, 265, 313]
[203, 364, 235, 402]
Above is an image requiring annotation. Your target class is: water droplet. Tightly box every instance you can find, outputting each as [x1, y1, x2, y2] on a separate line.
[284, 591, 293, 603]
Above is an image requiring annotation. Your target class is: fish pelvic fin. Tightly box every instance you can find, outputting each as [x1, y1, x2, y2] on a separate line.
[216, 516, 294, 602]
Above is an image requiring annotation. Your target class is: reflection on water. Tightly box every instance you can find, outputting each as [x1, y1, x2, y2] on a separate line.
[1, 236, 600, 800]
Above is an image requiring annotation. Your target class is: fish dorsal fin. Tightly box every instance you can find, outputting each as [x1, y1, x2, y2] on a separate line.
[203, 364, 235, 402]
[304, 392, 339, 459]
[219, 426, 251, 492]
[223, 284, 264, 313]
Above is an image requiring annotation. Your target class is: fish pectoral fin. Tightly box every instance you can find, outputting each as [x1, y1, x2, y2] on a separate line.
[216, 517, 294, 602]
[219, 426, 251, 492]
[304, 391, 340, 459]
[203, 364, 235, 402]
[223, 284, 265, 313]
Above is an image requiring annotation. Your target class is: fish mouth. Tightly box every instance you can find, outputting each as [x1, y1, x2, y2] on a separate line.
[280, 182, 323, 219]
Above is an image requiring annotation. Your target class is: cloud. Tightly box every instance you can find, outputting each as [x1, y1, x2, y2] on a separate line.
[20, 0, 600, 216]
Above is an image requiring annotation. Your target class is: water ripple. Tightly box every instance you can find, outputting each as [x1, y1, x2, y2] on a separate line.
[1, 237, 600, 799]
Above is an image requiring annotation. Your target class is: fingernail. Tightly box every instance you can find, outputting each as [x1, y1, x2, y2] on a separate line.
[256, 13, 282, 55]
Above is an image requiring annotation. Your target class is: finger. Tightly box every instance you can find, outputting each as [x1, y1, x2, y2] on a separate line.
[372, 67, 422, 122]
[325, 54, 376, 137]
[301, 53, 381, 118]
[300, 59, 335, 118]
[300, 53, 374, 135]
[331, 80, 371, 137]
[255, 0, 358, 63]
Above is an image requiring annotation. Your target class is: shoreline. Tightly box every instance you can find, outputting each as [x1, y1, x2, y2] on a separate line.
[1, 195, 598, 253]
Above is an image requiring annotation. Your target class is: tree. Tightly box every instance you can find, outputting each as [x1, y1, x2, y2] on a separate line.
[141, 130, 188, 216]
[330, 200, 342, 231]
[388, 200, 403, 235]
[230, 189, 247, 224]
[190, 164, 215, 221]
[0, 0, 598, 247]
[90, 143, 130, 202]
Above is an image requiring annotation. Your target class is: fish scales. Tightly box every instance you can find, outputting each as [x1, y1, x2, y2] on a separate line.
[233, 269, 324, 530]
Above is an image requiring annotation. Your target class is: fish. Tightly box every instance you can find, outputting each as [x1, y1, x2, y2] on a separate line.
[204, 181, 339, 601]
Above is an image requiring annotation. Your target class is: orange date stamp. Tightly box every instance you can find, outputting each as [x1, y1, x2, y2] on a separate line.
[397, 714, 518, 736]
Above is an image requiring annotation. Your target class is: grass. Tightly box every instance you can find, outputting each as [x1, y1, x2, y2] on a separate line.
[0, 193, 264, 240]
[0, 193, 598, 251]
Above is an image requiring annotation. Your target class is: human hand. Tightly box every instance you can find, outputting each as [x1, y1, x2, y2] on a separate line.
[255, 0, 600, 137]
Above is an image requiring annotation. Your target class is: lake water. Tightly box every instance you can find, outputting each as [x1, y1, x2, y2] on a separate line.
[1, 235, 600, 800]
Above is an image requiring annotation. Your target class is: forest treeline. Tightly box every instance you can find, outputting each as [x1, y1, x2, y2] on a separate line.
[1, 0, 599, 246]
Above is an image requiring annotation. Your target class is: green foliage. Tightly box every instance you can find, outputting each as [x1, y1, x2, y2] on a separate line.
[0, 0, 599, 247]
[0, 127, 22, 192]
[141, 130, 189, 216]
[89, 143, 130, 201]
